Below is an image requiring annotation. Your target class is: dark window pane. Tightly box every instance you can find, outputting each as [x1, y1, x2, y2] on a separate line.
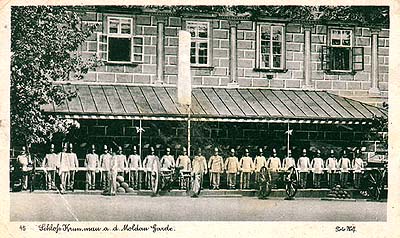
[108, 37, 131, 62]
[262, 54, 270, 68]
[332, 39, 341, 45]
[342, 39, 351, 46]
[199, 42, 208, 48]
[273, 55, 281, 68]
[188, 27, 196, 37]
[199, 56, 207, 64]
[331, 47, 350, 70]
[199, 48, 207, 57]
[121, 24, 131, 34]
[273, 43, 281, 54]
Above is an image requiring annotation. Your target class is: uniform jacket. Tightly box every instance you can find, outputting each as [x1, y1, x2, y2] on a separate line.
[85, 153, 99, 171]
[58, 152, 70, 172]
[192, 155, 207, 174]
[282, 157, 296, 169]
[176, 155, 191, 171]
[325, 157, 338, 173]
[297, 156, 311, 172]
[311, 157, 324, 174]
[143, 155, 158, 171]
[208, 155, 224, 173]
[114, 154, 127, 172]
[338, 157, 351, 172]
[68, 152, 79, 171]
[42, 153, 59, 170]
[100, 153, 112, 171]
[254, 156, 267, 172]
[240, 156, 254, 173]
[224, 156, 240, 173]
[267, 156, 281, 172]
[161, 155, 175, 169]
[128, 154, 141, 170]
[353, 158, 364, 173]
[17, 154, 31, 172]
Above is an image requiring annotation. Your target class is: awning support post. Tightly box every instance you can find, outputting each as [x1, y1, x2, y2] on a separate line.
[287, 122, 290, 156]
[187, 104, 191, 157]
[139, 119, 143, 159]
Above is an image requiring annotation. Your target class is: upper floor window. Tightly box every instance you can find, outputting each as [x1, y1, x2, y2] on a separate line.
[322, 28, 364, 73]
[256, 23, 286, 71]
[186, 21, 211, 67]
[97, 16, 144, 64]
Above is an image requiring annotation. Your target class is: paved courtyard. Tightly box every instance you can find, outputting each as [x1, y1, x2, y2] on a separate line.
[10, 192, 386, 221]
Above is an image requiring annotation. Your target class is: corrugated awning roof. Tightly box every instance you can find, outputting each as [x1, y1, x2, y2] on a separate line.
[42, 84, 387, 123]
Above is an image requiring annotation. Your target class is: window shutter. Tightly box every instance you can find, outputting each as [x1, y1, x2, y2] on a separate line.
[321, 46, 331, 71]
[131, 36, 144, 63]
[352, 47, 364, 71]
[97, 33, 108, 62]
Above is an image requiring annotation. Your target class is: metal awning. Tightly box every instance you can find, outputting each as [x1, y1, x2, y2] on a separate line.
[42, 84, 387, 124]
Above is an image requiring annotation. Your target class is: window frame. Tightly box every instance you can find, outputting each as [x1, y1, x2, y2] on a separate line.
[326, 27, 354, 73]
[185, 20, 213, 68]
[106, 16, 134, 64]
[255, 22, 287, 72]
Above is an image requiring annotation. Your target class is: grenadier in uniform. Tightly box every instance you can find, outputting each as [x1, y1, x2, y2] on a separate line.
[108, 149, 118, 196]
[325, 150, 338, 188]
[282, 149, 296, 170]
[16, 146, 31, 190]
[208, 147, 224, 190]
[114, 146, 127, 177]
[338, 150, 351, 188]
[352, 150, 364, 189]
[84, 144, 99, 190]
[58, 144, 70, 194]
[254, 148, 267, 185]
[100, 145, 112, 191]
[150, 147, 161, 196]
[127, 146, 141, 189]
[67, 143, 79, 191]
[297, 149, 311, 189]
[267, 148, 281, 188]
[192, 148, 208, 191]
[311, 150, 324, 188]
[143, 147, 158, 190]
[224, 148, 240, 189]
[176, 147, 191, 189]
[239, 148, 254, 189]
[161, 147, 175, 170]
[42, 144, 59, 190]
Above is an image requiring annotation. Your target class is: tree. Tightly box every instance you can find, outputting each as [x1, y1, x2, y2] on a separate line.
[11, 6, 100, 148]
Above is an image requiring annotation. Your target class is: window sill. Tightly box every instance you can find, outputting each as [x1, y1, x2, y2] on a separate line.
[190, 65, 214, 70]
[104, 61, 141, 66]
[253, 68, 288, 73]
[324, 70, 357, 75]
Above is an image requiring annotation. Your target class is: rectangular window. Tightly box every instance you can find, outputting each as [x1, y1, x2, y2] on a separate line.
[186, 21, 210, 66]
[322, 29, 364, 73]
[97, 17, 143, 64]
[256, 23, 286, 70]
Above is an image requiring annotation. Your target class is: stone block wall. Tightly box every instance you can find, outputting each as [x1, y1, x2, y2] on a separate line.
[76, 10, 389, 106]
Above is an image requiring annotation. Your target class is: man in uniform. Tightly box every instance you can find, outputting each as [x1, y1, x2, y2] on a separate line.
[58, 144, 70, 194]
[239, 148, 254, 189]
[326, 149, 338, 188]
[282, 149, 296, 170]
[16, 146, 31, 190]
[143, 147, 158, 190]
[161, 147, 175, 170]
[352, 150, 364, 189]
[108, 148, 118, 196]
[297, 149, 311, 189]
[311, 150, 324, 188]
[338, 150, 351, 188]
[208, 147, 224, 190]
[192, 148, 208, 190]
[127, 145, 141, 189]
[224, 148, 240, 189]
[100, 145, 112, 192]
[254, 148, 267, 185]
[176, 147, 191, 189]
[42, 144, 59, 190]
[84, 144, 99, 190]
[114, 146, 127, 177]
[267, 148, 281, 188]
[67, 143, 79, 191]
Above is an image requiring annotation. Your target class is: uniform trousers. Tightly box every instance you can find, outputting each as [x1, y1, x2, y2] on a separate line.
[340, 172, 349, 188]
[227, 173, 237, 188]
[327, 172, 336, 188]
[86, 170, 96, 189]
[299, 172, 308, 188]
[102, 171, 110, 190]
[240, 172, 251, 189]
[353, 172, 362, 189]
[192, 173, 201, 195]
[145, 171, 152, 189]
[313, 173, 322, 188]
[46, 169, 56, 189]
[60, 171, 69, 192]
[68, 170, 76, 190]
[210, 172, 220, 189]
[129, 170, 140, 189]
[109, 171, 117, 195]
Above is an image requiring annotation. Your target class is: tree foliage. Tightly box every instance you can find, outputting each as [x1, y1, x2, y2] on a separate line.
[11, 6, 100, 147]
